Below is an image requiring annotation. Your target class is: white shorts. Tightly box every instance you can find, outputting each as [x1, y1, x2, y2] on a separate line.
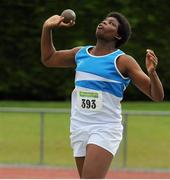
[70, 124, 123, 157]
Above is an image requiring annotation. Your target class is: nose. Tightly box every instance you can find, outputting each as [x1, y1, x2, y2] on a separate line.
[102, 20, 107, 25]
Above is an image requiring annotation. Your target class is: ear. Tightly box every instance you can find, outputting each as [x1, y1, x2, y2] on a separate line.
[115, 35, 122, 40]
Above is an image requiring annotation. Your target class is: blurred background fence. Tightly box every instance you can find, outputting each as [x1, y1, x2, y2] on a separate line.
[0, 107, 170, 171]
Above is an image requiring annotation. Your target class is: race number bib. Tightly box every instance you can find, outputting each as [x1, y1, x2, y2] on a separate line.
[77, 90, 102, 111]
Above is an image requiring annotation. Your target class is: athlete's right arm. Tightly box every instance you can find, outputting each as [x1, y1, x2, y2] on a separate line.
[41, 15, 80, 68]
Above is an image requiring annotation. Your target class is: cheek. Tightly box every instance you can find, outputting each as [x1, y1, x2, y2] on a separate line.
[106, 29, 117, 38]
[110, 26, 118, 35]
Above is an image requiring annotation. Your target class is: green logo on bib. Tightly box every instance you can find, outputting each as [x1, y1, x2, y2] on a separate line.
[79, 91, 98, 98]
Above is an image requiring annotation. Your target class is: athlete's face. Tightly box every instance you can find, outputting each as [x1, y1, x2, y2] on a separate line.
[96, 17, 120, 41]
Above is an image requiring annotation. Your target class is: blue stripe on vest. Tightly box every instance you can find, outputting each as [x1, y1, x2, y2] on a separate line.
[75, 80, 123, 98]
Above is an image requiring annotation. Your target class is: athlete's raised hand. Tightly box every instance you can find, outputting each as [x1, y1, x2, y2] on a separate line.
[145, 49, 158, 74]
[43, 15, 75, 30]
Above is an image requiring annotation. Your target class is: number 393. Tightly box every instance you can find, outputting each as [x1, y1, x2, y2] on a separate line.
[81, 99, 96, 109]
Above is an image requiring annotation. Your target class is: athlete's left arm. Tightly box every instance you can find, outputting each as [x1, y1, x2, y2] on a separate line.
[122, 49, 164, 102]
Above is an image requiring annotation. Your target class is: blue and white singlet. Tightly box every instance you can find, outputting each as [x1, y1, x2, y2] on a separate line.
[70, 46, 131, 132]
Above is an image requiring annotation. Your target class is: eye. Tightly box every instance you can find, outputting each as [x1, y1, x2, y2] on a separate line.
[109, 21, 116, 26]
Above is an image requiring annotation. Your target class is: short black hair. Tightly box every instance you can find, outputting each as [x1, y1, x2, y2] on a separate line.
[106, 12, 131, 48]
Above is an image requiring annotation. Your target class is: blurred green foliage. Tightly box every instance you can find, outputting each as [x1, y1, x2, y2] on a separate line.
[0, 0, 169, 100]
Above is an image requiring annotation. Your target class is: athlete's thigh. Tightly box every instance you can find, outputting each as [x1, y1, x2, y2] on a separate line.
[75, 157, 85, 177]
[81, 144, 113, 179]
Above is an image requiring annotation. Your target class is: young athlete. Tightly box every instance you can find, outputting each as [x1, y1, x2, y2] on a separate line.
[41, 11, 164, 178]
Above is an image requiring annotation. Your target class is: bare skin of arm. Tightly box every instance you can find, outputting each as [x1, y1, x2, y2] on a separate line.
[117, 49, 164, 102]
[41, 15, 80, 68]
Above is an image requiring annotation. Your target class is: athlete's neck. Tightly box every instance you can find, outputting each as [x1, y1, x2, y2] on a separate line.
[92, 41, 117, 56]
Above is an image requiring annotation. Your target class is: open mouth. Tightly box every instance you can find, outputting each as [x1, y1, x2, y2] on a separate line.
[97, 24, 103, 29]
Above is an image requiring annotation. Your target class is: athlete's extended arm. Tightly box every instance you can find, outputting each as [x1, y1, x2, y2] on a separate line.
[122, 50, 164, 102]
[41, 15, 80, 67]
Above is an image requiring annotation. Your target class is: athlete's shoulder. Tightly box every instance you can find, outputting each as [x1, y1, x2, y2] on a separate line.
[72, 46, 82, 54]
[75, 45, 92, 49]
[75, 45, 94, 56]
[118, 53, 141, 76]
[118, 53, 137, 63]
[116, 53, 140, 74]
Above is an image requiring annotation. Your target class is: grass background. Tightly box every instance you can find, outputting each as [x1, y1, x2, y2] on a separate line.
[0, 101, 170, 169]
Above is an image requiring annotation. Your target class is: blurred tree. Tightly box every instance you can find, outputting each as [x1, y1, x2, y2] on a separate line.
[0, 0, 169, 100]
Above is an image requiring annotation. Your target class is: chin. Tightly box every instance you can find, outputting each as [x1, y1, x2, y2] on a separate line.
[96, 31, 105, 39]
